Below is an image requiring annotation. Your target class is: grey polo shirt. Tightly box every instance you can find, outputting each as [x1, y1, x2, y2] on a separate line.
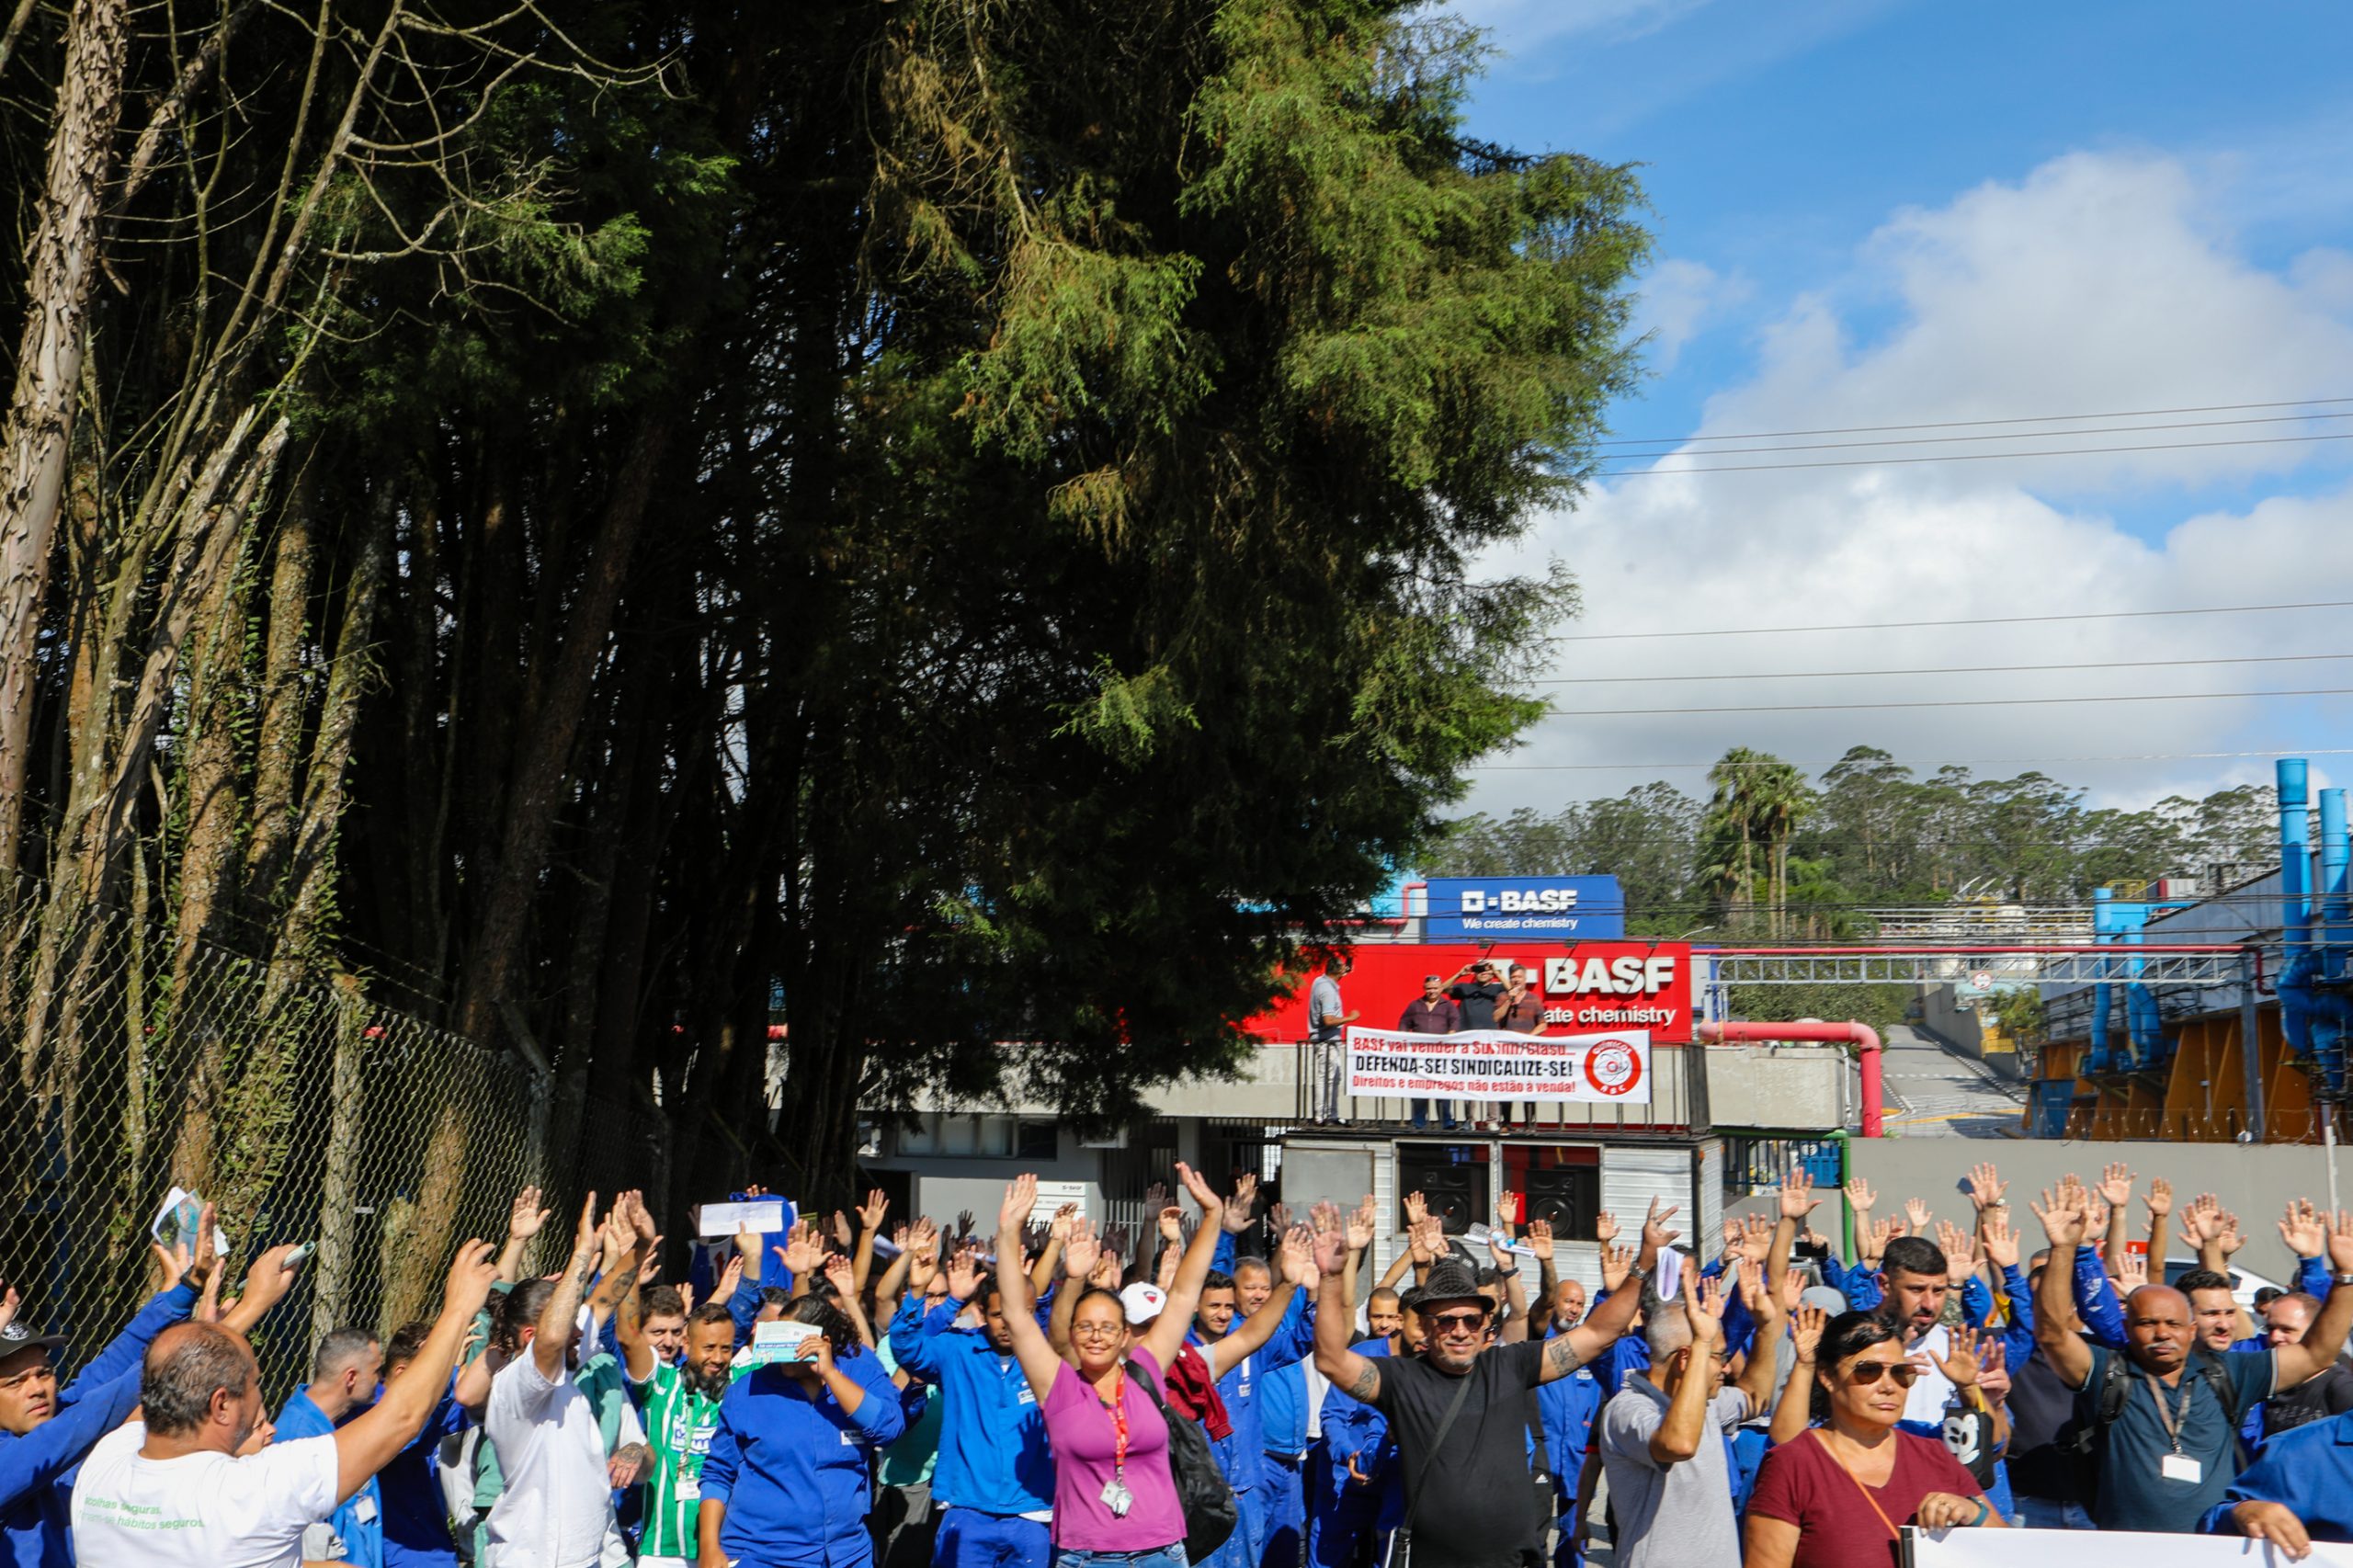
[1596, 1370, 1748, 1568]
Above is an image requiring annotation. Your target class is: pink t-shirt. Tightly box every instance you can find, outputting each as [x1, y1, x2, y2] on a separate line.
[1042, 1346, 1188, 1551]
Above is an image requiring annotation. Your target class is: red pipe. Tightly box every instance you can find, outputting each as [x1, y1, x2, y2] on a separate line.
[1699, 1018, 1885, 1138]
[1710, 944, 2240, 956]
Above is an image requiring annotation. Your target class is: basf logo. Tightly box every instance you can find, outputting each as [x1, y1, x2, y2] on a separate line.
[1425, 876, 1625, 940]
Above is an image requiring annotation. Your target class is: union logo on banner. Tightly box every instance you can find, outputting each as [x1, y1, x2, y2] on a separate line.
[1584, 1038, 1644, 1097]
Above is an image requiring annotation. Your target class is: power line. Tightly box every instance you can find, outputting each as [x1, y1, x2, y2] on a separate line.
[1531, 652, 2353, 686]
[1545, 687, 2353, 718]
[1601, 409, 2353, 461]
[1595, 428, 2353, 478]
[1467, 747, 2353, 772]
[1594, 395, 2353, 448]
[1544, 599, 2353, 642]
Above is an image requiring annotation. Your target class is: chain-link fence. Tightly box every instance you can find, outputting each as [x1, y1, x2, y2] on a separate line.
[0, 878, 551, 1398]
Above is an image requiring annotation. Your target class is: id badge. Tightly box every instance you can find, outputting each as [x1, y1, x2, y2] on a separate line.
[2160, 1454, 2203, 1484]
[1100, 1475, 1135, 1517]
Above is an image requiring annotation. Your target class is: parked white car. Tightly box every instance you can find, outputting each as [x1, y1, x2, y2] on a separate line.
[2162, 1255, 2287, 1311]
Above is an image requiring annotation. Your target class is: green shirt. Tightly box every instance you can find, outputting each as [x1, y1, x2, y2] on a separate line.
[633, 1361, 727, 1559]
[876, 1338, 941, 1488]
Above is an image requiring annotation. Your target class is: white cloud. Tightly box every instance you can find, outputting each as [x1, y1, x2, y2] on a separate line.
[1630, 258, 1748, 373]
[1433, 0, 1714, 51]
[1473, 150, 2353, 818]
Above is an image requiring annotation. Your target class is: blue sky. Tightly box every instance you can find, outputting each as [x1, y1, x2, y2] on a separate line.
[1450, 1, 2353, 818]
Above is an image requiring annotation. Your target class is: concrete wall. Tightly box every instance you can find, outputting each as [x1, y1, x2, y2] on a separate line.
[1829, 1137, 2342, 1281]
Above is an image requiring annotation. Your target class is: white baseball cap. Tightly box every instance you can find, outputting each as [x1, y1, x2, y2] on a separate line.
[1120, 1282, 1167, 1325]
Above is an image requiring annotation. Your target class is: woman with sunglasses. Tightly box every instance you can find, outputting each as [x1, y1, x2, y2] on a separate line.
[1745, 1312, 2001, 1568]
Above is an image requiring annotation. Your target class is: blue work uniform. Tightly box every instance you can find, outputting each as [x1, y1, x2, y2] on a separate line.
[2201, 1406, 2353, 1539]
[701, 1348, 908, 1568]
[1192, 1284, 1317, 1568]
[1534, 1331, 1600, 1568]
[276, 1386, 383, 1568]
[0, 1283, 197, 1568]
[379, 1377, 469, 1568]
[885, 1298, 1052, 1568]
[1311, 1338, 1396, 1568]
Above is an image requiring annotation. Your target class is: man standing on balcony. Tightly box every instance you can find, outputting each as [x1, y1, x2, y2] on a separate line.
[1399, 976, 1459, 1131]
[1308, 954, 1359, 1125]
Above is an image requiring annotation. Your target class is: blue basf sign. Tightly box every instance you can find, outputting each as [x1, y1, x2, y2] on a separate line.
[1424, 876, 1626, 940]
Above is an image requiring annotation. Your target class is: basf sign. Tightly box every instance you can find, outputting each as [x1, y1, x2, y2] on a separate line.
[1424, 876, 1625, 940]
[1248, 940, 1695, 1042]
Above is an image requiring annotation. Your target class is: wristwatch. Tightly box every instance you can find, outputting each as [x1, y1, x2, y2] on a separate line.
[2332, 1271, 2353, 1288]
[1495, 1266, 1521, 1278]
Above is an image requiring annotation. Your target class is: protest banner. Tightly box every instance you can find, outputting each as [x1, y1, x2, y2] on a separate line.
[1345, 1026, 1651, 1105]
[1906, 1527, 2346, 1568]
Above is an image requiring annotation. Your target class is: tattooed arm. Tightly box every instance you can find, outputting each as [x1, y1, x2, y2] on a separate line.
[1311, 1233, 1382, 1405]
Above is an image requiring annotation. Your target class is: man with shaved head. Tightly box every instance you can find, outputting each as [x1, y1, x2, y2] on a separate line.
[2032, 1190, 2353, 1537]
[71, 1240, 499, 1568]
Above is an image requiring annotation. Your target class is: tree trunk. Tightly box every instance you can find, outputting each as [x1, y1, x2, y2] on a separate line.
[241, 460, 321, 912]
[0, 0, 129, 886]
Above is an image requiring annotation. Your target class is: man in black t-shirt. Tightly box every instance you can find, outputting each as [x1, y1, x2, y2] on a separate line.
[1310, 1200, 1676, 1568]
[2256, 1292, 2353, 1441]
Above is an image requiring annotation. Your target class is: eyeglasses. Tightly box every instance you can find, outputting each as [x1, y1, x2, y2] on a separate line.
[1843, 1358, 1921, 1387]
[1428, 1312, 1489, 1333]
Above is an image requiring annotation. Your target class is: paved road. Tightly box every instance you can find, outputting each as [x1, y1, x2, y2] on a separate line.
[1871, 1023, 2026, 1137]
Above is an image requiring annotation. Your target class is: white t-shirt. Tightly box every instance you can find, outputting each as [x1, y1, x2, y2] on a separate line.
[70, 1420, 340, 1568]
[483, 1352, 613, 1568]
[1903, 1324, 1958, 1425]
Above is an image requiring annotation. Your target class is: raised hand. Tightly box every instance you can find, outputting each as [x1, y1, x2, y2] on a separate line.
[1157, 1207, 1184, 1244]
[1090, 1253, 1121, 1290]
[1344, 1197, 1377, 1253]
[2080, 1197, 2109, 1237]
[1927, 1330, 1993, 1391]
[1681, 1257, 1727, 1344]
[1936, 1221, 1976, 1283]
[2097, 1162, 2135, 1210]
[1268, 1201, 1293, 1234]
[1223, 1173, 1259, 1233]
[1734, 1252, 1768, 1315]
[1279, 1225, 1317, 1288]
[444, 1237, 501, 1320]
[906, 1215, 939, 1260]
[1064, 1216, 1102, 1280]
[715, 1254, 744, 1302]
[1778, 1166, 1818, 1222]
[1639, 1197, 1681, 1266]
[1964, 1162, 2006, 1210]
[955, 1210, 976, 1240]
[2279, 1199, 2326, 1259]
[1404, 1191, 1428, 1226]
[2143, 1176, 2174, 1220]
[781, 1221, 826, 1277]
[2329, 1209, 2353, 1273]
[823, 1252, 856, 1298]
[1739, 1213, 1775, 1263]
[1845, 1176, 1876, 1213]
[1982, 1211, 2019, 1269]
[831, 1210, 854, 1248]
[1778, 1265, 1804, 1316]
[2029, 1187, 2086, 1247]
[1313, 1228, 1348, 1278]
[1526, 1218, 1555, 1262]
[1599, 1242, 1634, 1292]
[998, 1174, 1039, 1238]
[1859, 1217, 1893, 1264]
[566, 1193, 602, 1270]
[1310, 1200, 1345, 1237]
[1791, 1302, 1826, 1362]
[858, 1188, 892, 1235]
[1174, 1161, 1224, 1219]
[1406, 1217, 1437, 1266]
[1902, 1197, 1931, 1233]
[944, 1244, 983, 1301]
[1594, 1210, 1619, 1246]
[2116, 1249, 2149, 1290]
[1142, 1182, 1171, 1217]
[624, 1190, 660, 1248]
[2217, 1210, 2246, 1257]
[509, 1186, 552, 1242]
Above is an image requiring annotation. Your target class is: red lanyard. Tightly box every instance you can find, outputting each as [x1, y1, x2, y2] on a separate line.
[1107, 1367, 1130, 1475]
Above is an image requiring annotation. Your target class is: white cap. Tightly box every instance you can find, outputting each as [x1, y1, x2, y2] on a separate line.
[1120, 1282, 1167, 1325]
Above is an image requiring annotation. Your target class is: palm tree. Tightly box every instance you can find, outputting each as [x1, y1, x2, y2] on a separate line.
[1702, 747, 1815, 937]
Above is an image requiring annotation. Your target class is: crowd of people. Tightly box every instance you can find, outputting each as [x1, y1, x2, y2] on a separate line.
[6, 1156, 2353, 1566]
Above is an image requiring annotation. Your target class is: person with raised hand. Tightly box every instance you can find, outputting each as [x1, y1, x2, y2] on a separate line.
[1598, 1256, 1784, 1568]
[467, 1192, 626, 1568]
[696, 1256, 906, 1568]
[995, 1166, 1224, 1568]
[884, 1190, 1056, 1568]
[2033, 1188, 2353, 1534]
[71, 1237, 499, 1568]
[1315, 1197, 1675, 1568]
[1744, 1312, 2000, 1568]
[0, 1199, 226, 1568]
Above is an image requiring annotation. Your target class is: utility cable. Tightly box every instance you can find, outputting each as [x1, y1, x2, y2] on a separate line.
[1595, 429, 2353, 477]
[1544, 599, 2353, 642]
[1544, 687, 2353, 718]
[1593, 395, 2353, 447]
[1599, 408, 2353, 461]
[1530, 652, 2353, 685]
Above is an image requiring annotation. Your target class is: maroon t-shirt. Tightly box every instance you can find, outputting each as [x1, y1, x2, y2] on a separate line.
[1746, 1428, 1984, 1568]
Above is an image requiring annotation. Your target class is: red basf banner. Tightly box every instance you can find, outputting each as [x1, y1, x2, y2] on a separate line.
[1247, 941, 1696, 1043]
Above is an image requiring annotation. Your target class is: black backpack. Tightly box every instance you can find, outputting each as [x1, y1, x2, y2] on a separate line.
[1128, 1358, 1238, 1561]
[2075, 1346, 2247, 1470]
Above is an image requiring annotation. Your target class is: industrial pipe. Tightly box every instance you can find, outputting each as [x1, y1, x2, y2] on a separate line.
[1698, 1018, 1885, 1138]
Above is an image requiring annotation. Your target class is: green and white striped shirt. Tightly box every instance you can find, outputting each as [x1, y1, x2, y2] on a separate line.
[634, 1361, 727, 1559]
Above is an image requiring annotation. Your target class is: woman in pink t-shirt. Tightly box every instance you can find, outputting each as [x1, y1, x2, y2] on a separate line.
[1745, 1312, 2002, 1568]
[994, 1165, 1229, 1568]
